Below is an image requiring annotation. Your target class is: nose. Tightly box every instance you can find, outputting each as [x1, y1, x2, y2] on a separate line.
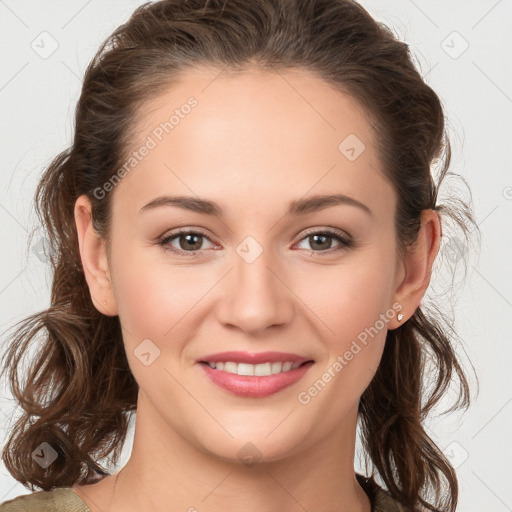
[215, 244, 294, 335]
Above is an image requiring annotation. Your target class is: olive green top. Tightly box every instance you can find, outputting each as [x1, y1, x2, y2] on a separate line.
[0, 474, 408, 511]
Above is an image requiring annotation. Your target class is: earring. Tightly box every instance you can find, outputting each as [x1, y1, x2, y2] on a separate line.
[397, 313, 404, 322]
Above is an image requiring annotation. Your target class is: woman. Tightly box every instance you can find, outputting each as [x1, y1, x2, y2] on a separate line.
[0, 0, 476, 511]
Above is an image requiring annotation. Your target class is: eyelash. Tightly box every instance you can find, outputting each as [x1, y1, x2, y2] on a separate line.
[157, 227, 354, 257]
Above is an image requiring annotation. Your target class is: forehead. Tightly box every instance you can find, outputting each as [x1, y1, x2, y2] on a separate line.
[111, 66, 394, 220]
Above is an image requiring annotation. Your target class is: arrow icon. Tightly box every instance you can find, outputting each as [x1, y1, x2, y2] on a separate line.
[32, 442, 58, 468]
[236, 236, 263, 263]
[134, 339, 161, 365]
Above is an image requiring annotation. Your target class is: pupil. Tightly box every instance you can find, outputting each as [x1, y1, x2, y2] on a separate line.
[181, 234, 201, 250]
[311, 234, 330, 250]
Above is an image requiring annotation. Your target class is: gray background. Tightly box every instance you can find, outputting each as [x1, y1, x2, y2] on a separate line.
[0, 1, 510, 510]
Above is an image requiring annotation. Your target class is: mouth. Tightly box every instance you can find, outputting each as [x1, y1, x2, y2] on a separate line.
[197, 359, 315, 398]
[198, 359, 314, 376]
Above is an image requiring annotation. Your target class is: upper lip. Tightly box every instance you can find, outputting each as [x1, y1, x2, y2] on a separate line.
[197, 351, 313, 365]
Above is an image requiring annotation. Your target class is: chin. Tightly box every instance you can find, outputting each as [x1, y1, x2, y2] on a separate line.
[191, 424, 311, 466]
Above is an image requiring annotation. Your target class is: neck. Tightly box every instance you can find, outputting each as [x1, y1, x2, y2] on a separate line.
[78, 391, 371, 512]
[104, 395, 370, 512]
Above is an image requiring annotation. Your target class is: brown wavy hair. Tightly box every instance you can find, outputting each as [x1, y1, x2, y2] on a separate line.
[0, 1, 478, 510]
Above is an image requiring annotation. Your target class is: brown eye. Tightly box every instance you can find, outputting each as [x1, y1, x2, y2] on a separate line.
[307, 233, 334, 251]
[158, 230, 215, 256]
[295, 229, 353, 254]
[176, 232, 204, 251]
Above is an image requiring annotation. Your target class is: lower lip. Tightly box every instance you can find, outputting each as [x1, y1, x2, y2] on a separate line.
[198, 361, 314, 398]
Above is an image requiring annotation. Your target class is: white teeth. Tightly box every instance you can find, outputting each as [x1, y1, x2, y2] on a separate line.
[238, 363, 255, 376]
[255, 362, 272, 376]
[271, 362, 282, 374]
[206, 361, 303, 376]
[282, 362, 293, 372]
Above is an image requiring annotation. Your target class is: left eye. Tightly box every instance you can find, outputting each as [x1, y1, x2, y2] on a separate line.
[158, 229, 353, 256]
[295, 230, 352, 252]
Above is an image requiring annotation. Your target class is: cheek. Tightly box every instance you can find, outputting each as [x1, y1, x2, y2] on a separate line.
[108, 248, 197, 393]
[110, 244, 201, 337]
[292, 262, 393, 430]
[299, 266, 393, 405]
[289, 248, 396, 396]
[294, 255, 396, 340]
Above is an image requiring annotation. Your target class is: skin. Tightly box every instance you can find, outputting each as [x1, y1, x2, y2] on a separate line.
[72, 66, 441, 512]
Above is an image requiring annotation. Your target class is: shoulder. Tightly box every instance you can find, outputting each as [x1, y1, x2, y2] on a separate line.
[356, 473, 411, 512]
[0, 487, 91, 512]
[374, 487, 410, 512]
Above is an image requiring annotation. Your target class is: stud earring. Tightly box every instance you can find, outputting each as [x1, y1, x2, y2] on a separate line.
[397, 313, 404, 322]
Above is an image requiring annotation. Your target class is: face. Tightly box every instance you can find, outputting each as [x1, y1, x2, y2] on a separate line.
[92, 67, 406, 462]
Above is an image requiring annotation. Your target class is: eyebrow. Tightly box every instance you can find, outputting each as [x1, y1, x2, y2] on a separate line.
[139, 193, 372, 217]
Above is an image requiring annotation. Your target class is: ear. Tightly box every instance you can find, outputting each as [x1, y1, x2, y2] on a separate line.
[74, 194, 118, 316]
[389, 209, 441, 329]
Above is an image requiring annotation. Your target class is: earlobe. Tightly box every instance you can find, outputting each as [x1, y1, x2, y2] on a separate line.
[74, 194, 118, 316]
[389, 209, 441, 329]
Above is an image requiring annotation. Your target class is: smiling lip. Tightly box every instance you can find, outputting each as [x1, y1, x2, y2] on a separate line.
[197, 351, 312, 365]
[196, 351, 315, 398]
